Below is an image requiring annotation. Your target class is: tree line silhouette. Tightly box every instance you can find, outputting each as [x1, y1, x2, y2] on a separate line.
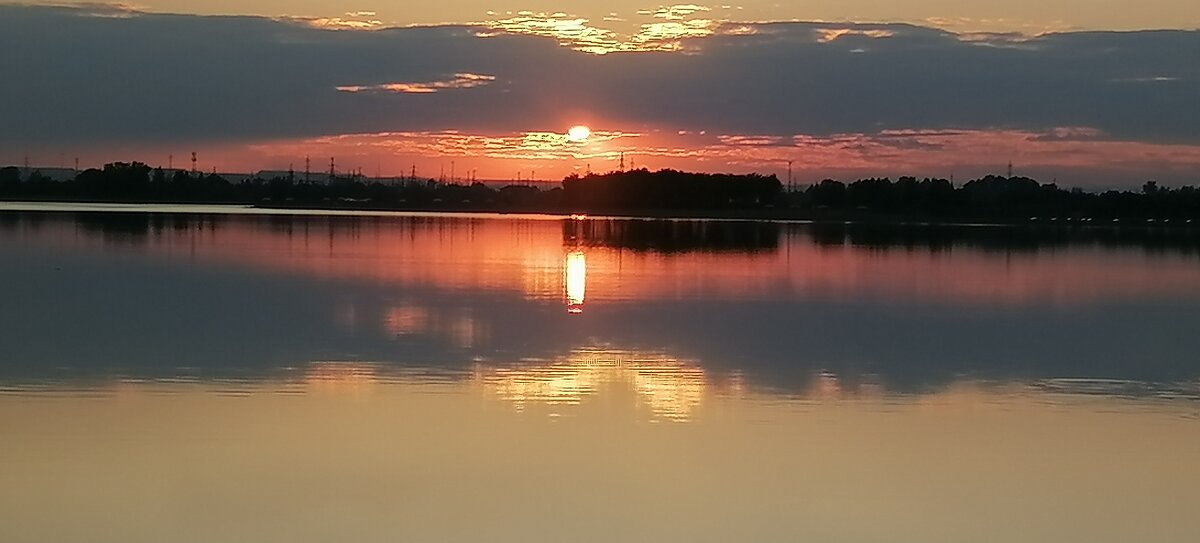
[0, 162, 569, 210]
[3, 162, 1200, 222]
[562, 169, 782, 209]
[799, 175, 1200, 221]
[0, 162, 559, 210]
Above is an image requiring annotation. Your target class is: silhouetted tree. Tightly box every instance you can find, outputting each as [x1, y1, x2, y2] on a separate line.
[564, 169, 782, 210]
[0, 166, 22, 192]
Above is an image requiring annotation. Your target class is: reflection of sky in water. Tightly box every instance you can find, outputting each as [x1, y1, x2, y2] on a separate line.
[2, 208, 1200, 543]
[3, 207, 1200, 394]
[3, 370, 1198, 543]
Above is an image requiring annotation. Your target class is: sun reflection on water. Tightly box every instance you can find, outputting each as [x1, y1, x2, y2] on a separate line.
[565, 251, 587, 313]
[303, 362, 380, 395]
[474, 348, 708, 421]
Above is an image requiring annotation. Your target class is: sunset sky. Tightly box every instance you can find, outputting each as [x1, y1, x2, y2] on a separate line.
[2, 1, 1198, 187]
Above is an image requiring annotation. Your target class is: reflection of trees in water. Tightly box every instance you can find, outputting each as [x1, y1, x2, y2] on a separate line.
[70, 212, 227, 244]
[26, 212, 462, 245]
[9, 211, 1200, 256]
[563, 219, 781, 254]
[256, 214, 494, 240]
[560, 218, 1200, 256]
[74, 212, 156, 242]
[801, 222, 1200, 255]
[0, 211, 33, 232]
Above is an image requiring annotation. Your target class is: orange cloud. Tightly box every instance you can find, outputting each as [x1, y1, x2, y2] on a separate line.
[234, 126, 1200, 184]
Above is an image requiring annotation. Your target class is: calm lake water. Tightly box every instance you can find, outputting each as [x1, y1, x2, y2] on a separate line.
[2, 203, 1199, 542]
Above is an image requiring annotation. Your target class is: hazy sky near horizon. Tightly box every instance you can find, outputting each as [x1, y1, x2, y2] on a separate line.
[1, 2, 1199, 186]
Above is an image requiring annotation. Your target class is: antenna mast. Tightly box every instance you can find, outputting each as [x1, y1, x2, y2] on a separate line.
[787, 160, 794, 192]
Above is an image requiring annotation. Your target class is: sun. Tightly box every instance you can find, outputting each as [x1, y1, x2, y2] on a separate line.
[566, 125, 592, 142]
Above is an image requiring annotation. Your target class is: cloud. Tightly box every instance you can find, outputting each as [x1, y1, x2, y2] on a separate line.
[649, 5, 712, 21]
[336, 73, 496, 94]
[480, 6, 721, 53]
[256, 129, 642, 162]
[922, 16, 1076, 36]
[482, 11, 623, 54]
[55, 2, 140, 18]
[716, 135, 788, 146]
[813, 28, 896, 43]
[1109, 76, 1183, 83]
[291, 14, 385, 31]
[1, 3, 1198, 182]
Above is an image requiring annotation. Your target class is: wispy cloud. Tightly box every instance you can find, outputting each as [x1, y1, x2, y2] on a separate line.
[645, 5, 712, 21]
[58, 2, 140, 18]
[289, 13, 385, 31]
[717, 135, 787, 146]
[276, 129, 642, 162]
[922, 16, 1075, 36]
[1109, 76, 1182, 83]
[336, 73, 496, 94]
[813, 28, 895, 43]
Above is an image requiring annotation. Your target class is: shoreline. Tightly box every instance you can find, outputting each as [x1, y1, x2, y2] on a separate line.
[2, 198, 1198, 230]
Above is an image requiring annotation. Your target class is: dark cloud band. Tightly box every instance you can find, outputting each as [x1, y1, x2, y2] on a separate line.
[0, 4, 1197, 148]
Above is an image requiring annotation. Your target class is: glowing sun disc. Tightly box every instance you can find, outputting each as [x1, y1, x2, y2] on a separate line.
[566, 125, 592, 142]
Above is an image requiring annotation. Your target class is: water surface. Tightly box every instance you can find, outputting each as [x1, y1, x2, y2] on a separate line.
[1, 204, 1198, 542]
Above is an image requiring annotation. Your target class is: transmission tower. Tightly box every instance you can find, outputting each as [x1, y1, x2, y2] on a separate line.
[787, 160, 794, 192]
